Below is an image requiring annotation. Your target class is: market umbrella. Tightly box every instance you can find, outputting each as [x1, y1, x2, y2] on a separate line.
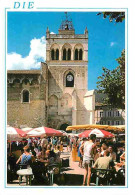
[78, 128, 114, 138]
[26, 126, 63, 137]
[58, 130, 68, 136]
[7, 126, 27, 141]
[7, 126, 28, 152]
[21, 127, 33, 132]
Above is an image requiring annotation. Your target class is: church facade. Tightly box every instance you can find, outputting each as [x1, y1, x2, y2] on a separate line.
[7, 17, 94, 130]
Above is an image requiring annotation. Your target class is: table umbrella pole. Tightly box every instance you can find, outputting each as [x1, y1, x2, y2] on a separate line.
[10, 141, 11, 153]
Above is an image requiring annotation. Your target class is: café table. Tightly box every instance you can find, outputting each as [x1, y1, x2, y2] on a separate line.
[17, 168, 33, 185]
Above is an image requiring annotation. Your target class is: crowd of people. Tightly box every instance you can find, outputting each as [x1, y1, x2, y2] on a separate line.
[7, 133, 125, 186]
[7, 136, 67, 184]
[8, 136, 65, 168]
[77, 134, 125, 186]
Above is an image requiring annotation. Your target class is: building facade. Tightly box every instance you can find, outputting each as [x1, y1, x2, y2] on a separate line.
[7, 16, 125, 130]
[94, 90, 125, 126]
[7, 17, 92, 130]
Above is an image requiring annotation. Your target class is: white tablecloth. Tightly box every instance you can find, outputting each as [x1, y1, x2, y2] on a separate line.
[17, 168, 33, 176]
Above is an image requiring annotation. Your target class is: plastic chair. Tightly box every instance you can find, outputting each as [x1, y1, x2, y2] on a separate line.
[47, 163, 61, 185]
[92, 168, 113, 186]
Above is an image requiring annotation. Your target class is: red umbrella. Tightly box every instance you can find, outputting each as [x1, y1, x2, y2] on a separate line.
[78, 128, 114, 138]
[7, 126, 28, 152]
[26, 126, 63, 137]
[7, 126, 27, 141]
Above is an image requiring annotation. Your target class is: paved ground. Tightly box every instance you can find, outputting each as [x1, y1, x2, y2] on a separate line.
[7, 147, 85, 186]
[61, 148, 85, 175]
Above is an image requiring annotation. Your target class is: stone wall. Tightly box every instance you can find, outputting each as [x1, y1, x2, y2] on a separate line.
[7, 66, 48, 128]
[7, 100, 46, 128]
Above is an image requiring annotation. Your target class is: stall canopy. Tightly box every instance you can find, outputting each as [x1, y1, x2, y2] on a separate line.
[66, 124, 125, 132]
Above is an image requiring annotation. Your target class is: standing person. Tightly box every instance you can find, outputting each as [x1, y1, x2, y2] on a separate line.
[70, 136, 74, 151]
[27, 138, 32, 147]
[57, 137, 61, 146]
[60, 140, 63, 152]
[41, 136, 48, 148]
[40, 136, 48, 158]
[47, 136, 51, 143]
[78, 138, 84, 168]
[80, 134, 97, 186]
[66, 136, 70, 152]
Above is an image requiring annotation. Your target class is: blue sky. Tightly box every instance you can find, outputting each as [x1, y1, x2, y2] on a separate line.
[7, 11, 125, 90]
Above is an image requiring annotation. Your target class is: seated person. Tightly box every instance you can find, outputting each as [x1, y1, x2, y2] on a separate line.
[40, 150, 56, 165]
[48, 151, 56, 165]
[93, 150, 114, 185]
[54, 145, 61, 156]
[16, 145, 32, 167]
[100, 143, 108, 157]
[120, 151, 125, 163]
[93, 150, 114, 170]
[36, 150, 42, 160]
[94, 147, 101, 162]
[46, 144, 51, 154]
[54, 146, 61, 164]
[108, 145, 116, 162]
[7, 152, 16, 171]
[116, 147, 123, 162]
[115, 152, 125, 172]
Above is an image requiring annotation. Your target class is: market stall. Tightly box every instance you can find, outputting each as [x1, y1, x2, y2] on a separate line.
[66, 124, 125, 133]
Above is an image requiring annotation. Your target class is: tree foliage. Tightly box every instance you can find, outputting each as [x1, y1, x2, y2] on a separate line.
[97, 12, 125, 23]
[97, 50, 125, 109]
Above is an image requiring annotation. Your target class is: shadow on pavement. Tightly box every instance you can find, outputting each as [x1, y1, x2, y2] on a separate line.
[54, 173, 83, 186]
[61, 167, 74, 171]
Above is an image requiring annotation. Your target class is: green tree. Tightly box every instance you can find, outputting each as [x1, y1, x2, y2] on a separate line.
[97, 50, 125, 109]
[97, 12, 125, 23]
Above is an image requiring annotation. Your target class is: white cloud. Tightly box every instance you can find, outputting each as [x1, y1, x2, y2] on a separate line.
[7, 36, 46, 70]
[50, 32, 55, 34]
[110, 42, 116, 47]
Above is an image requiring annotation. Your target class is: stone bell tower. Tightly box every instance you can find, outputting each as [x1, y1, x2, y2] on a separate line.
[46, 13, 88, 131]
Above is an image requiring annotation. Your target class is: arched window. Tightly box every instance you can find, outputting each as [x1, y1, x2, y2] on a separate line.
[23, 79, 29, 85]
[22, 90, 30, 103]
[67, 49, 71, 60]
[48, 95, 58, 115]
[79, 49, 83, 60]
[63, 48, 66, 60]
[14, 79, 20, 84]
[56, 49, 59, 60]
[66, 72, 74, 87]
[51, 49, 55, 60]
[75, 49, 78, 60]
[74, 44, 84, 60]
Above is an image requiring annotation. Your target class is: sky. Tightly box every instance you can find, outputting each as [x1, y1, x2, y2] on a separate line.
[7, 11, 125, 90]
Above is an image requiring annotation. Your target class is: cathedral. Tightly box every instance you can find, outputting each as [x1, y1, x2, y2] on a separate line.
[7, 15, 95, 131]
